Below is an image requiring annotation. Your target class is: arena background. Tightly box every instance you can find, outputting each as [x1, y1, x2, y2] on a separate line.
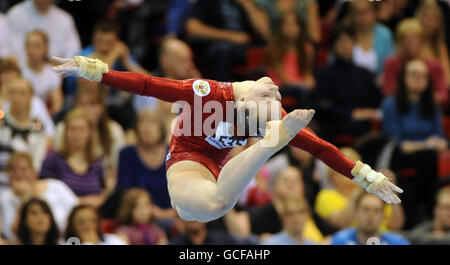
[0, 0, 449, 245]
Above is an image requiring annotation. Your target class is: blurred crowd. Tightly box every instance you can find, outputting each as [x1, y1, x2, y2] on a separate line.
[0, 0, 450, 245]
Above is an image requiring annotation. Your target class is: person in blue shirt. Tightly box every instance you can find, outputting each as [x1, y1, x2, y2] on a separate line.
[382, 59, 447, 229]
[65, 20, 149, 95]
[117, 108, 175, 221]
[331, 192, 409, 245]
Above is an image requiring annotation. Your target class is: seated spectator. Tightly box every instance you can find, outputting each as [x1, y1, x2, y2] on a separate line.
[132, 37, 201, 113]
[40, 109, 107, 208]
[15, 198, 60, 245]
[186, 0, 269, 81]
[415, 1, 450, 86]
[115, 188, 167, 245]
[0, 13, 10, 58]
[264, 145, 320, 209]
[54, 84, 125, 194]
[20, 30, 63, 116]
[345, 0, 394, 76]
[0, 152, 77, 240]
[315, 148, 404, 231]
[255, 0, 321, 43]
[262, 196, 317, 245]
[382, 59, 447, 229]
[169, 220, 240, 245]
[408, 186, 450, 244]
[0, 59, 55, 138]
[383, 18, 448, 104]
[6, 0, 81, 62]
[314, 25, 381, 141]
[267, 11, 315, 94]
[65, 205, 126, 245]
[66, 20, 148, 95]
[117, 108, 175, 220]
[248, 166, 325, 243]
[0, 78, 48, 193]
[331, 193, 409, 245]
[80, 20, 148, 75]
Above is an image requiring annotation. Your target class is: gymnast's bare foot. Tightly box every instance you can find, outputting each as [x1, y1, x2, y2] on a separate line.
[282, 109, 315, 136]
[262, 109, 315, 151]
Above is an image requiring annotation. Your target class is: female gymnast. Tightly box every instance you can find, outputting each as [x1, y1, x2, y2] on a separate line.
[52, 56, 403, 222]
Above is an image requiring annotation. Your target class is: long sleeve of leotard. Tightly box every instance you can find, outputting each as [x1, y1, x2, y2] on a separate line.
[101, 70, 198, 104]
[282, 109, 356, 180]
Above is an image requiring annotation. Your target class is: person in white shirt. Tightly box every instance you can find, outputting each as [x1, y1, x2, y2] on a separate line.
[0, 59, 55, 138]
[20, 30, 63, 115]
[0, 78, 49, 194]
[0, 13, 10, 58]
[0, 152, 78, 240]
[6, 0, 81, 62]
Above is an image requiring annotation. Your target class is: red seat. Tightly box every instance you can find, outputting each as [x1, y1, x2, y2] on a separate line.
[100, 219, 118, 234]
[438, 150, 450, 179]
[233, 47, 267, 76]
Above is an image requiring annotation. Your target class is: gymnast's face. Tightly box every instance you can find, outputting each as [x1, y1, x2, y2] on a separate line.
[237, 77, 282, 132]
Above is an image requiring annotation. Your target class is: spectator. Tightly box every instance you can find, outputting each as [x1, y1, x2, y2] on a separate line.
[54, 84, 125, 193]
[264, 145, 320, 210]
[65, 205, 126, 245]
[117, 108, 175, 220]
[314, 148, 404, 231]
[15, 198, 60, 245]
[132, 38, 201, 113]
[345, 0, 395, 75]
[0, 78, 48, 193]
[255, 0, 321, 43]
[0, 59, 55, 139]
[65, 20, 148, 95]
[0, 152, 77, 240]
[248, 166, 325, 243]
[80, 20, 148, 75]
[115, 188, 167, 245]
[186, 0, 269, 81]
[20, 30, 63, 115]
[262, 196, 317, 245]
[169, 219, 240, 245]
[383, 18, 448, 104]
[166, 0, 194, 38]
[314, 25, 381, 141]
[382, 59, 447, 229]
[0, 13, 10, 58]
[6, 0, 81, 62]
[266, 11, 315, 92]
[331, 193, 409, 245]
[157, 38, 202, 81]
[408, 186, 450, 244]
[40, 108, 107, 208]
[415, 1, 450, 86]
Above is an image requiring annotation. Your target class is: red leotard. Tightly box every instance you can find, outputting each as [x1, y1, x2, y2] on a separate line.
[101, 70, 356, 180]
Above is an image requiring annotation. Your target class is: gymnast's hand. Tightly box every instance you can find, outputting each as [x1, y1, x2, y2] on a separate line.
[351, 161, 403, 204]
[51, 56, 80, 78]
[51, 56, 109, 82]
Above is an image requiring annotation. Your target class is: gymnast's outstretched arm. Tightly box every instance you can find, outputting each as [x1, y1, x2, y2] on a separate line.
[52, 56, 201, 104]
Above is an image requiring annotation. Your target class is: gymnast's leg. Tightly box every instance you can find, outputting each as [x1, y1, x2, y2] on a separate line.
[168, 109, 314, 222]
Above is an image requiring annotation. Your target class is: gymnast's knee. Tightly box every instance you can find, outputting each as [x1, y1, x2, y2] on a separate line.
[174, 199, 231, 223]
